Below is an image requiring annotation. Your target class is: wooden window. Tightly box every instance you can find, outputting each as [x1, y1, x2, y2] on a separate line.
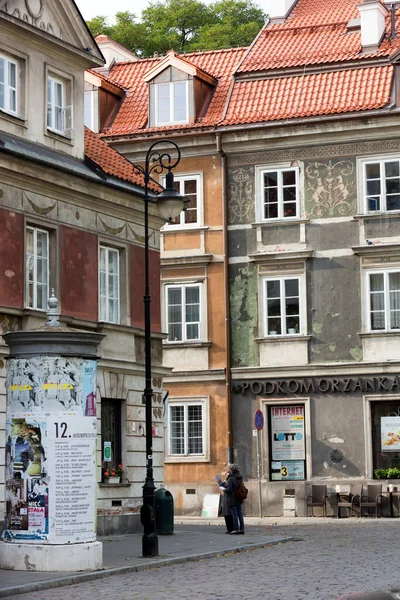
[0, 53, 18, 115]
[166, 283, 201, 342]
[263, 277, 301, 336]
[25, 226, 49, 310]
[99, 246, 120, 324]
[101, 398, 122, 478]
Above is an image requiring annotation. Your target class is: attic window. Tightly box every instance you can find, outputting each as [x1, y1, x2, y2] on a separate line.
[347, 18, 361, 32]
[155, 81, 188, 126]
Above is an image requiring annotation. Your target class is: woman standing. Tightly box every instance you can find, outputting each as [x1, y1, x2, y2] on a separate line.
[218, 464, 234, 533]
[221, 463, 245, 535]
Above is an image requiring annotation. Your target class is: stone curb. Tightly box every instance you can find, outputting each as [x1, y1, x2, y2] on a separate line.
[0, 536, 292, 598]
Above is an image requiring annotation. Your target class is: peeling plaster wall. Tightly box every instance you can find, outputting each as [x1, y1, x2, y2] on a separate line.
[308, 256, 362, 363]
[311, 394, 364, 478]
[229, 263, 258, 367]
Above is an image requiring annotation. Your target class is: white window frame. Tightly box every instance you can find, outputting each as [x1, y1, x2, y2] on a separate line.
[99, 245, 120, 324]
[0, 52, 18, 116]
[263, 276, 302, 337]
[163, 173, 203, 228]
[166, 396, 210, 462]
[255, 164, 300, 223]
[165, 282, 202, 343]
[359, 155, 400, 214]
[25, 226, 49, 311]
[47, 74, 72, 137]
[365, 268, 400, 333]
[155, 81, 189, 126]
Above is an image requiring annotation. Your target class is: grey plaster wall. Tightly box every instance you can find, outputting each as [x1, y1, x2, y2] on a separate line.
[311, 394, 364, 478]
[363, 217, 400, 240]
[308, 255, 362, 363]
[228, 228, 257, 258]
[229, 263, 258, 368]
[306, 220, 358, 251]
[261, 224, 301, 245]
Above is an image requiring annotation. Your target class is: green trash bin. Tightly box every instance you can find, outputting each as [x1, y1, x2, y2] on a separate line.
[155, 488, 174, 535]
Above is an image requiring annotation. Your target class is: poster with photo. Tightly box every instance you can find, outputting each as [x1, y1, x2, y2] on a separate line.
[6, 479, 28, 531]
[381, 416, 400, 451]
[5, 356, 98, 544]
[4, 417, 49, 541]
[82, 360, 97, 417]
[7, 356, 83, 414]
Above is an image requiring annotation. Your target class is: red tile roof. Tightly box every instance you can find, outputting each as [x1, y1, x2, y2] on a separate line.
[84, 127, 160, 192]
[99, 0, 398, 135]
[222, 65, 394, 126]
[103, 47, 247, 136]
[238, 0, 400, 72]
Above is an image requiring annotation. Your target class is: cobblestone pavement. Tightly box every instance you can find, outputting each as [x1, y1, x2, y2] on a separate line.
[6, 522, 400, 600]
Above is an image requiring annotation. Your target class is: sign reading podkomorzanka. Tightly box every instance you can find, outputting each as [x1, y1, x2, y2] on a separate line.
[4, 356, 97, 544]
[232, 375, 400, 396]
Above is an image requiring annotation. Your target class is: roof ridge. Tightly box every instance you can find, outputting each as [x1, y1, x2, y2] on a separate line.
[266, 20, 348, 34]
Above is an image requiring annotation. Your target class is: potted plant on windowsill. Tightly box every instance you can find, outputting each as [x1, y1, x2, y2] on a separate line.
[104, 464, 124, 484]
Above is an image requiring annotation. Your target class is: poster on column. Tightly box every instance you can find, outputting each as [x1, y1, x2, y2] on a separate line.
[4, 356, 98, 544]
[271, 405, 305, 461]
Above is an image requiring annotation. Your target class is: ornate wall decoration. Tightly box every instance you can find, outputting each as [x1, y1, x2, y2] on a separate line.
[228, 139, 400, 167]
[3, 0, 62, 38]
[304, 159, 356, 218]
[25, 192, 56, 216]
[228, 167, 255, 225]
[99, 217, 126, 236]
[0, 313, 21, 336]
[128, 225, 156, 247]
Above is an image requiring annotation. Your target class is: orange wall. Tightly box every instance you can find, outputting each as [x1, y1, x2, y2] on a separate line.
[164, 381, 228, 486]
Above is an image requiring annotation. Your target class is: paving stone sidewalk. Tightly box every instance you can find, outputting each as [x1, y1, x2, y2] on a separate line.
[1, 519, 400, 600]
[0, 520, 291, 598]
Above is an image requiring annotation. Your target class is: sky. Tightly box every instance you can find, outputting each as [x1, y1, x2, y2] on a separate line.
[76, 0, 152, 22]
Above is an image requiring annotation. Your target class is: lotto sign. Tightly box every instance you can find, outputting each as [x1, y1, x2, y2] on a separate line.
[271, 405, 305, 461]
[255, 410, 264, 430]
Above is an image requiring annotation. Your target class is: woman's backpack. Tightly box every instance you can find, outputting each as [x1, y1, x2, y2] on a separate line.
[234, 480, 248, 502]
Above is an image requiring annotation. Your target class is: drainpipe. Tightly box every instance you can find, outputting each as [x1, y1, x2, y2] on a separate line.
[215, 132, 234, 465]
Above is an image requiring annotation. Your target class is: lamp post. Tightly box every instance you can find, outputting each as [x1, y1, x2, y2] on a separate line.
[134, 140, 185, 558]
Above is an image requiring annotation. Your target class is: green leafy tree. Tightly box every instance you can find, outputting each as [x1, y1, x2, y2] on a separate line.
[86, 0, 266, 57]
[140, 0, 212, 55]
[86, 15, 112, 38]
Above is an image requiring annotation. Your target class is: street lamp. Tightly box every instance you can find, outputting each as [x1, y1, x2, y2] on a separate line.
[134, 140, 186, 558]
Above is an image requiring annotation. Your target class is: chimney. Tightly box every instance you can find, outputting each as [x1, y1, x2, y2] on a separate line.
[264, 0, 298, 23]
[358, 0, 388, 51]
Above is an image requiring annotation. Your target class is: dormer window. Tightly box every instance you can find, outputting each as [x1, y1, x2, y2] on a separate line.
[144, 51, 217, 129]
[156, 81, 188, 125]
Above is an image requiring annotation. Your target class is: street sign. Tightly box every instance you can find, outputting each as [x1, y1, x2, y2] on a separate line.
[255, 409, 264, 431]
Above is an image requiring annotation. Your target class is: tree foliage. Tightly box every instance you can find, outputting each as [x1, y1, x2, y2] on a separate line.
[86, 0, 266, 58]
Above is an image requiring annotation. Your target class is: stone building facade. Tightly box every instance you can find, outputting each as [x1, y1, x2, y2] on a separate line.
[0, 0, 167, 532]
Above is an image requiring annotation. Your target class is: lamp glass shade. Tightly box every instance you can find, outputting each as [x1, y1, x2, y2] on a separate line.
[157, 171, 186, 222]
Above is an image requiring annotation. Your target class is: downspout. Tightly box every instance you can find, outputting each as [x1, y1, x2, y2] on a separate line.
[215, 132, 234, 465]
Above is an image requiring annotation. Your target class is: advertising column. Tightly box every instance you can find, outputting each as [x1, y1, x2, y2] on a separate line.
[0, 304, 104, 572]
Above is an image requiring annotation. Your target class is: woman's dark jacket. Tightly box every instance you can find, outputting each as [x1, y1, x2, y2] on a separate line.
[222, 472, 244, 507]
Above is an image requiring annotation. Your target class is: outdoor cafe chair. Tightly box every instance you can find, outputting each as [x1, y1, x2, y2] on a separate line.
[336, 485, 362, 518]
[358, 484, 382, 517]
[306, 485, 327, 517]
